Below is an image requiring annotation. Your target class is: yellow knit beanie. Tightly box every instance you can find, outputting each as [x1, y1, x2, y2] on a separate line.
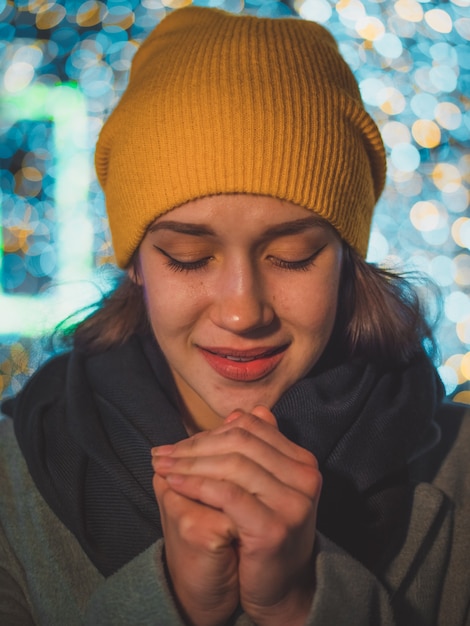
[95, 6, 386, 268]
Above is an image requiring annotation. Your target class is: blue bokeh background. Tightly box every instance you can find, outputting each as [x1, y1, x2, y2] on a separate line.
[0, 0, 469, 402]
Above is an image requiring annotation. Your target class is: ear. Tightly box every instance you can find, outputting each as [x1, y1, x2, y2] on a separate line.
[127, 259, 142, 285]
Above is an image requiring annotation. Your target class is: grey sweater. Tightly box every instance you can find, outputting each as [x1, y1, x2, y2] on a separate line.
[0, 402, 469, 625]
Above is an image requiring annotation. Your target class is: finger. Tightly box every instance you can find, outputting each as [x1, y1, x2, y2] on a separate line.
[154, 473, 237, 549]
[153, 412, 315, 467]
[224, 405, 277, 428]
[224, 409, 244, 424]
[164, 473, 318, 545]
[152, 429, 318, 497]
[211, 412, 309, 466]
[250, 405, 278, 427]
[153, 449, 321, 501]
[153, 410, 279, 459]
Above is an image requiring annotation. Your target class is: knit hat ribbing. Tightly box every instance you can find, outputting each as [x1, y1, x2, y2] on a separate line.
[95, 6, 386, 268]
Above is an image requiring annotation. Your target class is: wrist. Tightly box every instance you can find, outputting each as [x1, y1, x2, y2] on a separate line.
[242, 564, 315, 626]
[248, 588, 314, 626]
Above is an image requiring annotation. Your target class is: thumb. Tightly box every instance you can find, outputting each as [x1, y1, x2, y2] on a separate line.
[250, 405, 278, 428]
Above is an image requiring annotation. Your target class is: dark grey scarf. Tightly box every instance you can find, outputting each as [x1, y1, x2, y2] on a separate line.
[3, 334, 443, 577]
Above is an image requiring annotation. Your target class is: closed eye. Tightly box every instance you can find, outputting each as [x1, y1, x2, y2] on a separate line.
[154, 244, 327, 273]
[268, 245, 326, 271]
[154, 246, 212, 272]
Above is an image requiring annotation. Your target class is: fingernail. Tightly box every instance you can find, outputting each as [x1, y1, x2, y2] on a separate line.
[225, 409, 243, 423]
[151, 445, 175, 457]
[153, 455, 175, 469]
[167, 473, 184, 485]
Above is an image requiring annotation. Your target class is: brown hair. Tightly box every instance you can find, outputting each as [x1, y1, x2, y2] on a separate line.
[67, 244, 437, 365]
[335, 246, 437, 364]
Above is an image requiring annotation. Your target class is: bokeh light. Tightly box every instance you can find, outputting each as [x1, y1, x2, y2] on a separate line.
[0, 0, 469, 402]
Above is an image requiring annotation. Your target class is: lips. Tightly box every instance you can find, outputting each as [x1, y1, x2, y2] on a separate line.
[197, 344, 288, 381]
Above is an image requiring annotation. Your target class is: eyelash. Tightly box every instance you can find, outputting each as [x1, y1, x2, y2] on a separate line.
[166, 257, 212, 272]
[270, 249, 324, 272]
[154, 246, 212, 272]
[154, 246, 325, 273]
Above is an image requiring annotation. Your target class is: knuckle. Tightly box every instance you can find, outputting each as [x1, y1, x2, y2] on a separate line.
[178, 512, 200, 542]
[299, 463, 322, 496]
[296, 447, 319, 470]
[186, 435, 202, 451]
[287, 495, 316, 528]
[178, 512, 193, 536]
[265, 519, 289, 547]
[230, 412, 261, 432]
[179, 511, 232, 552]
[222, 425, 254, 446]
[226, 451, 249, 472]
[221, 479, 244, 504]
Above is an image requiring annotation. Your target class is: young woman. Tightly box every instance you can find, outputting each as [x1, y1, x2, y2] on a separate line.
[1, 6, 469, 626]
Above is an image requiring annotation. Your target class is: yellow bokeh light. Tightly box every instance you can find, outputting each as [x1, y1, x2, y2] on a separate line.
[378, 87, 406, 115]
[23, 166, 42, 182]
[103, 8, 135, 30]
[9, 345, 31, 376]
[382, 121, 411, 148]
[457, 317, 470, 345]
[0, 358, 12, 377]
[454, 254, 470, 286]
[410, 200, 440, 232]
[424, 8, 453, 34]
[452, 217, 470, 248]
[161, 0, 192, 8]
[390, 169, 415, 184]
[356, 17, 385, 41]
[394, 0, 423, 23]
[26, 0, 47, 13]
[454, 391, 470, 405]
[459, 154, 470, 184]
[435, 102, 462, 131]
[432, 163, 462, 192]
[337, 0, 366, 21]
[14, 169, 42, 198]
[2, 226, 34, 254]
[461, 352, 470, 381]
[76, 1, 107, 27]
[412, 119, 441, 148]
[36, 3, 67, 30]
[446, 354, 465, 384]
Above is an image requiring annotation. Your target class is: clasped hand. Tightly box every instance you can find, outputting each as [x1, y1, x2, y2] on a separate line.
[152, 406, 322, 626]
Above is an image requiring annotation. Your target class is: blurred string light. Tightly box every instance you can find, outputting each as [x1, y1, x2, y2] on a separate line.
[0, 0, 469, 402]
[0, 84, 93, 334]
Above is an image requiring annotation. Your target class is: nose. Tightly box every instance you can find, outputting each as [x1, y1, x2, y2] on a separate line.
[209, 258, 275, 334]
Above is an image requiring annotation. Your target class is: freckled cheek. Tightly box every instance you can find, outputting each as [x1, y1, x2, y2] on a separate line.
[142, 279, 211, 335]
[279, 279, 340, 339]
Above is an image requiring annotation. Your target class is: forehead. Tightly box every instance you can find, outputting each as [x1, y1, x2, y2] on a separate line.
[149, 194, 337, 239]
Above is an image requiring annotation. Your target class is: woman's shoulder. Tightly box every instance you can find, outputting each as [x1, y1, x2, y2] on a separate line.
[382, 402, 470, 626]
[0, 416, 31, 502]
[436, 401, 470, 466]
[412, 400, 470, 503]
[434, 401, 470, 494]
[0, 415, 20, 462]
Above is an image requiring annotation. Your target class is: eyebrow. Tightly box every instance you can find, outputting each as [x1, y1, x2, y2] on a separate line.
[148, 221, 216, 236]
[148, 216, 329, 239]
[262, 217, 330, 238]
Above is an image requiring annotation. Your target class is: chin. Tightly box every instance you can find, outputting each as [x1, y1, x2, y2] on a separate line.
[210, 387, 282, 419]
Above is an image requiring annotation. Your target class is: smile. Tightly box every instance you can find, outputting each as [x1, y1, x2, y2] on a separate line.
[197, 345, 289, 382]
